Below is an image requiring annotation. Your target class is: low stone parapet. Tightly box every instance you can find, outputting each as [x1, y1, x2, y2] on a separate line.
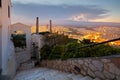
[40, 57, 120, 80]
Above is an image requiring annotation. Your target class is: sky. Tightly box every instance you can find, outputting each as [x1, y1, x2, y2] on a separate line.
[11, 0, 120, 25]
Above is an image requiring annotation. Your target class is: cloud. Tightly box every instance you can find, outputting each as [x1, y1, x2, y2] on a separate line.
[70, 13, 108, 22]
[68, 5, 108, 22]
[12, 3, 109, 24]
[70, 14, 88, 22]
[12, 0, 87, 5]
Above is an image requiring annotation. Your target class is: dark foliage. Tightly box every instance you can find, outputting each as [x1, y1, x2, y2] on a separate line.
[40, 34, 120, 60]
[11, 34, 26, 48]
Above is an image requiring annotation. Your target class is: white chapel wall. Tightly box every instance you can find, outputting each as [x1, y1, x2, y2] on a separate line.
[0, 26, 2, 69]
[1, 0, 11, 75]
[0, 0, 2, 70]
[0, 0, 17, 78]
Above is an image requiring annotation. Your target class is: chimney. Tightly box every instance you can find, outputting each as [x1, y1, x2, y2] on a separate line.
[50, 20, 52, 33]
[36, 17, 39, 34]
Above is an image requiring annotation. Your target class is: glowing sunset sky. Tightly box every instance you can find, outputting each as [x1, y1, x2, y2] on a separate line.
[11, 0, 120, 25]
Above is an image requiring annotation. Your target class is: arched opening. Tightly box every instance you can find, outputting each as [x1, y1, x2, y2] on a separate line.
[11, 30, 26, 52]
[10, 23, 32, 65]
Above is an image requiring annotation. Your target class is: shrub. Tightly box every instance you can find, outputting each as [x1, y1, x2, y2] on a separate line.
[49, 45, 64, 60]
[44, 33, 77, 46]
[11, 34, 26, 48]
[40, 45, 52, 60]
[61, 42, 82, 60]
[40, 34, 120, 60]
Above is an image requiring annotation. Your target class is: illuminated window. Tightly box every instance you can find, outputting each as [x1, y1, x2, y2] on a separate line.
[0, 0, 1, 7]
[8, 6, 10, 18]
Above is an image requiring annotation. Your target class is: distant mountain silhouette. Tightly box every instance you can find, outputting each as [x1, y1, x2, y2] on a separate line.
[57, 21, 120, 27]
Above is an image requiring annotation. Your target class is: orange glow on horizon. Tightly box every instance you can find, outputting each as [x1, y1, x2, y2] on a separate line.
[82, 32, 107, 42]
[82, 32, 120, 46]
[90, 17, 120, 23]
[31, 26, 120, 46]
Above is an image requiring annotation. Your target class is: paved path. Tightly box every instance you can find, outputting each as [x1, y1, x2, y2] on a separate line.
[14, 68, 93, 80]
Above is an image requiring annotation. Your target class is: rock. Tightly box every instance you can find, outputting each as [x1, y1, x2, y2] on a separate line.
[78, 60, 84, 64]
[67, 77, 73, 80]
[84, 59, 89, 62]
[87, 59, 92, 64]
[92, 60, 103, 71]
[116, 75, 120, 80]
[19, 61, 35, 71]
[88, 69, 95, 77]
[83, 66, 88, 71]
[104, 63, 109, 71]
[84, 58, 91, 64]
[80, 76, 93, 80]
[95, 71, 105, 79]
[103, 70, 115, 79]
[81, 70, 87, 75]
[89, 64, 97, 71]
[93, 78, 101, 80]
[101, 59, 111, 63]
[84, 62, 89, 67]
[108, 63, 120, 75]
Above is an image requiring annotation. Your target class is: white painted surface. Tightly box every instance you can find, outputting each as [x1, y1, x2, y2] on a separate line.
[0, 7, 1, 25]
[0, 0, 11, 74]
[31, 34, 44, 49]
[0, 25, 2, 69]
[0, 0, 17, 77]
[5, 40, 16, 78]
[31, 34, 44, 60]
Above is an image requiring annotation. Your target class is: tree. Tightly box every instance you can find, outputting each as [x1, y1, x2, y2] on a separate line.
[80, 39, 93, 44]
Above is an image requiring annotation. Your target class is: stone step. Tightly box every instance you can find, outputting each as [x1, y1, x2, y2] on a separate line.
[14, 68, 93, 80]
[18, 59, 37, 71]
[80, 76, 93, 80]
[70, 74, 84, 80]
[0, 75, 11, 80]
[0, 69, 11, 80]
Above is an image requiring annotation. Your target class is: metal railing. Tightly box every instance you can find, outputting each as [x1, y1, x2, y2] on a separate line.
[79, 37, 120, 49]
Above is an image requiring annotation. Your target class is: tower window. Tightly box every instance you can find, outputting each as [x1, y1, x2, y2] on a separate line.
[0, 0, 1, 7]
[8, 6, 10, 18]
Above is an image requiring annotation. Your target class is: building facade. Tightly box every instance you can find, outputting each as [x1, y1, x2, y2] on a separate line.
[0, 0, 16, 77]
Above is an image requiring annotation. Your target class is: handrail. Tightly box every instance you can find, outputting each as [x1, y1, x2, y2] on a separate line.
[79, 37, 120, 49]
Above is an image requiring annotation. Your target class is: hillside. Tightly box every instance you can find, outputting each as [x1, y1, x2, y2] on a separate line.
[31, 25, 120, 45]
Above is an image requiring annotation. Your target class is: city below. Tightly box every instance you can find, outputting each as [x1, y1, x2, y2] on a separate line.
[30, 25, 120, 46]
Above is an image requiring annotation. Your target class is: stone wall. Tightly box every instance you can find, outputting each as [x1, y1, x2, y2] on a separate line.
[40, 57, 120, 80]
[15, 50, 31, 69]
[6, 40, 17, 78]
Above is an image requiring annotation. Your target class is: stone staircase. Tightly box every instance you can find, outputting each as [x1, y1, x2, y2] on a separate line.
[18, 59, 37, 71]
[0, 69, 10, 80]
[14, 68, 94, 80]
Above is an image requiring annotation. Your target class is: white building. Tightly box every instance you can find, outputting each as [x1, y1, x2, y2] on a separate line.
[0, 0, 44, 78]
[0, 0, 16, 77]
